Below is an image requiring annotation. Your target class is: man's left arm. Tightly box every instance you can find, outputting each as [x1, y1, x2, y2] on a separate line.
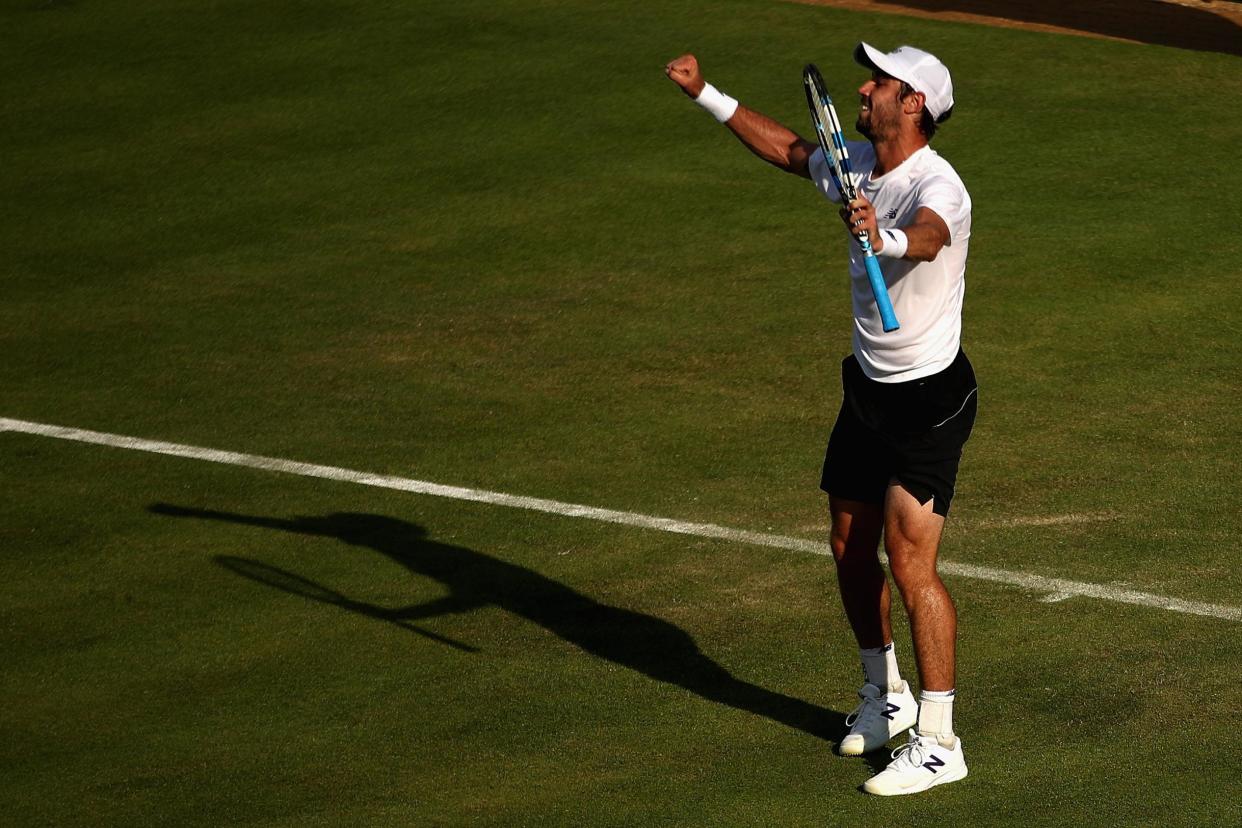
[840, 201, 950, 262]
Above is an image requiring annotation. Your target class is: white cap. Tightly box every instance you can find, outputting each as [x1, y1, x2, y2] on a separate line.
[854, 42, 954, 122]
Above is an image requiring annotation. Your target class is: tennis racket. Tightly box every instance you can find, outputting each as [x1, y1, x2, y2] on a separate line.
[802, 63, 900, 333]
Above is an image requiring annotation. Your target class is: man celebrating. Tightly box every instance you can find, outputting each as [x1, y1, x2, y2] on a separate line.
[665, 44, 977, 796]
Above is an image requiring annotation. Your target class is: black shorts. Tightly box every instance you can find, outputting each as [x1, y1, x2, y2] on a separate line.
[820, 350, 977, 517]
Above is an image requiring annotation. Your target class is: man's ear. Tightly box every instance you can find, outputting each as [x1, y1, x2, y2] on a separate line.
[903, 90, 926, 116]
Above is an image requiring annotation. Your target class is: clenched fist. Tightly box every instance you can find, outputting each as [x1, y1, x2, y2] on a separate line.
[664, 53, 706, 99]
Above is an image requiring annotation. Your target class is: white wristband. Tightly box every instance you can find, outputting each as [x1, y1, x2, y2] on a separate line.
[695, 83, 739, 123]
[876, 228, 908, 259]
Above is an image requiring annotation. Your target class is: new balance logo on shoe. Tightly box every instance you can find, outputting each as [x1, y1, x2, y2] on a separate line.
[862, 731, 967, 795]
[839, 684, 917, 756]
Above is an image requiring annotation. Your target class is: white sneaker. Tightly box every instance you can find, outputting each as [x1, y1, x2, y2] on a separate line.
[837, 681, 917, 756]
[862, 729, 968, 796]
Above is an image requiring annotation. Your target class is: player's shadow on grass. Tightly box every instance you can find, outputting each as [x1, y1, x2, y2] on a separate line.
[149, 504, 847, 744]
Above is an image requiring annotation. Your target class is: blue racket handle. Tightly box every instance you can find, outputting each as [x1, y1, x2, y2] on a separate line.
[861, 251, 900, 332]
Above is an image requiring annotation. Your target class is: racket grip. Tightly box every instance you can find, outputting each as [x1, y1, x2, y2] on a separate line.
[862, 253, 900, 332]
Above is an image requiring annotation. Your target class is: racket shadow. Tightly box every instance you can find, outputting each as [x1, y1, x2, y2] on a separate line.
[149, 503, 845, 742]
[214, 555, 480, 652]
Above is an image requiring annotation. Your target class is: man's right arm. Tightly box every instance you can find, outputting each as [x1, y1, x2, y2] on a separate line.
[665, 53, 818, 180]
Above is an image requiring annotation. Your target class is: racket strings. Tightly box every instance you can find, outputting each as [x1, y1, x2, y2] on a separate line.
[804, 68, 857, 202]
[805, 66, 872, 251]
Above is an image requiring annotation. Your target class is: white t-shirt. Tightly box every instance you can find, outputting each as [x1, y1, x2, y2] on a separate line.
[809, 142, 971, 383]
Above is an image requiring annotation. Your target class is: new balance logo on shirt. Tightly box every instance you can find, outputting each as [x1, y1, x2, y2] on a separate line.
[883, 207, 898, 220]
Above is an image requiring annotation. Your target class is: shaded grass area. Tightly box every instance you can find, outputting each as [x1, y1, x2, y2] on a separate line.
[2, 0, 1240, 823]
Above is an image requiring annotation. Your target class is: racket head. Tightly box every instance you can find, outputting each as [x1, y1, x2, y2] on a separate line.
[802, 69, 834, 163]
[803, 64, 848, 196]
[804, 64, 859, 200]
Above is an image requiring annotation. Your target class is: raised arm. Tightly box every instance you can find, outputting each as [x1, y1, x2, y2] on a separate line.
[665, 53, 818, 179]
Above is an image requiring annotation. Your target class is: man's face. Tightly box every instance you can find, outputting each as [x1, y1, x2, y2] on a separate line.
[856, 71, 909, 140]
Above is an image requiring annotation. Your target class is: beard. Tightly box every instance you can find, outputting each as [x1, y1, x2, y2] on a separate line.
[856, 101, 878, 139]
[857, 101, 900, 141]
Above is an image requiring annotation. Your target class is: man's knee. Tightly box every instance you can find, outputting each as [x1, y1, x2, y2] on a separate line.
[829, 528, 848, 563]
[885, 534, 938, 589]
[830, 520, 882, 566]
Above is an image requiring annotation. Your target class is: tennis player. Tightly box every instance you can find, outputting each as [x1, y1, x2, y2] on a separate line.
[666, 43, 976, 796]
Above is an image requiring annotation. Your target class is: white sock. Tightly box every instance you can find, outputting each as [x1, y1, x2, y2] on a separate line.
[918, 689, 956, 746]
[859, 642, 903, 692]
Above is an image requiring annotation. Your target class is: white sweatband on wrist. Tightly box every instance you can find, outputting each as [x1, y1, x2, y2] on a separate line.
[695, 83, 739, 123]
[877, 228, 908, 259]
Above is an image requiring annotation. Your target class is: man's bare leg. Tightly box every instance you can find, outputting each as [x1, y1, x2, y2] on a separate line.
[883, 482, 955, 691]
[828, 495, 888, 650]
[830, 494, 919, 755]
[861, 481, 967, 795]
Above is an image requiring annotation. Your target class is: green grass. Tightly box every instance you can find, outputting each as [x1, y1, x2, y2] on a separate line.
[2, 0, 1240, 824]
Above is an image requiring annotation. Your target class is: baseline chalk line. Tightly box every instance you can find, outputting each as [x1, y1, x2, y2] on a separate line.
[3, 416, 1238, 622]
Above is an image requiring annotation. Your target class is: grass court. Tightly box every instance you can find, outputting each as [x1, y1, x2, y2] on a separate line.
[2, 0, 1240, 824]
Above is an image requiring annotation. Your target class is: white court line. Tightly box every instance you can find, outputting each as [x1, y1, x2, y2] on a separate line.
[3, 416, 1239, 622]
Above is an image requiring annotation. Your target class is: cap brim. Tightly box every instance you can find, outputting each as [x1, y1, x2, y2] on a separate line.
[854, 41, 904, 84]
